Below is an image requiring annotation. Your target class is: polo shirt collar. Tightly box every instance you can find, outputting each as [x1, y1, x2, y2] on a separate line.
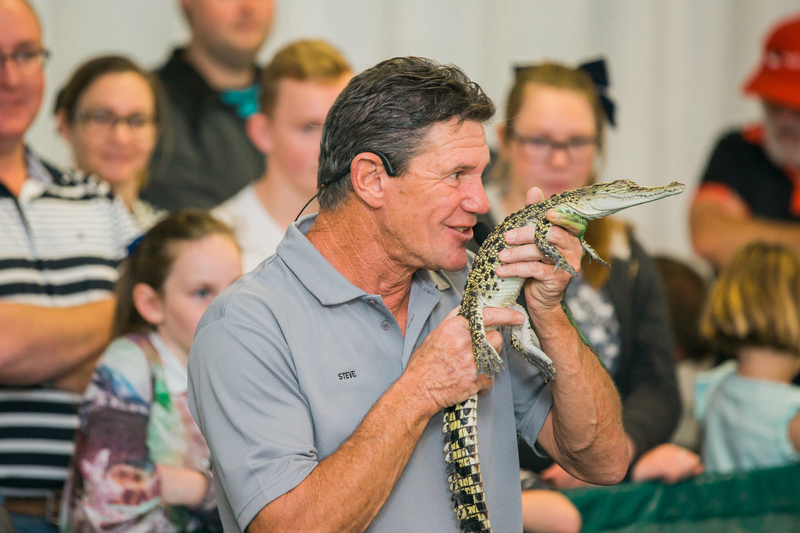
[12, 147, 55, 202]
[25, 148, 55, 188]
[277, 214, 446, 306]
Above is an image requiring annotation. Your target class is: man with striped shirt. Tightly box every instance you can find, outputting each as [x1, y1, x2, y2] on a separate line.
[0, 1, 139, 530]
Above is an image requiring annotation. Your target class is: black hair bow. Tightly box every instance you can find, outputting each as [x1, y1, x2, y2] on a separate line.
[577, 58, 616, 127]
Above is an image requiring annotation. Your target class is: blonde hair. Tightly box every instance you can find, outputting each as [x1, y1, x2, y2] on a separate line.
[701, 243, 800, 357]
[260, 39, 351, 118]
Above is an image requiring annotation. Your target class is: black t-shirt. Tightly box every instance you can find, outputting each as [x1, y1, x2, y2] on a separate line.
[699, 128, 800, 221]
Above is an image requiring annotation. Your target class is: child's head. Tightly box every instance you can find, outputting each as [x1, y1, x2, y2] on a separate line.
[701, 242, 800, 357]
[248, 39, 352, 198]
[115, 210, 242, 357]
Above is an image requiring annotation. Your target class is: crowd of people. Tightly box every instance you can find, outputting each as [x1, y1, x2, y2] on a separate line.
[1, 0, 799, 531]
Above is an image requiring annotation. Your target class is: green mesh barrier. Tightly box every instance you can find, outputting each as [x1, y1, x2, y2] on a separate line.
[564, 464, 800, 532]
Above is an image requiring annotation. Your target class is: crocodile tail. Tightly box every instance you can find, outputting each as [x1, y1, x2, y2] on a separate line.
[443, 395, 492, 533]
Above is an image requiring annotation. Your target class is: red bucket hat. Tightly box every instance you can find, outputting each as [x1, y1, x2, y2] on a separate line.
[743, 13, 800, 110]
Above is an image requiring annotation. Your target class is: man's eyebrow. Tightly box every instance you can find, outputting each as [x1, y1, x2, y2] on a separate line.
[11, 41, 42, 51]
[449, 164, 479, 174]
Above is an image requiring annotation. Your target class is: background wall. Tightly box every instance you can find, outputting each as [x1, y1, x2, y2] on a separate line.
[25, 0, 800, 270]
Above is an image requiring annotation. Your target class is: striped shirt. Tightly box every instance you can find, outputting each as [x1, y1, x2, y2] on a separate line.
[0, 150, 139, 495]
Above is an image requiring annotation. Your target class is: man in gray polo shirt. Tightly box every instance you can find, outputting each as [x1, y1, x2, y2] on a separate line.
[188, 56, 628, 532]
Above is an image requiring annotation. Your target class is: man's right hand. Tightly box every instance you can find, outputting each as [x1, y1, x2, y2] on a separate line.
[400, 306, 524, 416]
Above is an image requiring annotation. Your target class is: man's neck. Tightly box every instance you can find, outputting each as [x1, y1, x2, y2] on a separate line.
[184, 42, 256, 90]
[254, 172, 317, 231]
[0, 142, 28, 197]
[306, 206, 415, 332]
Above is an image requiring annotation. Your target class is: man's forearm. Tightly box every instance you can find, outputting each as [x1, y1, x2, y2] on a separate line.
[249, 375, 436, 533]
[534, 307, 627, 485]
[691, 200, 800, 269]
[0, 299, 115, 385]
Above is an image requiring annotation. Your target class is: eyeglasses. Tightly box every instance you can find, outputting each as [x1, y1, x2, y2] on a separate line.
[0, 48, 50, 76]
[75, 109, 156, 137]
[507, 129, 597, 163]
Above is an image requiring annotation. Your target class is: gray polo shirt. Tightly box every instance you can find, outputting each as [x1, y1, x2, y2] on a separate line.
[188, 214, 553, 532]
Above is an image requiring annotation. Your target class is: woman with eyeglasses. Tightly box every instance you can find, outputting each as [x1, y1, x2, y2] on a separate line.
[480, 61, 701, 532]
[55, 55, 166, 230]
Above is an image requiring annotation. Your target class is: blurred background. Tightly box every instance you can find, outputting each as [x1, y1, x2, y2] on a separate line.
[26, 0, 800, 266]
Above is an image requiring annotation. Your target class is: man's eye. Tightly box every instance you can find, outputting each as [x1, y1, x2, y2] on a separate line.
[194, 288, 211, 299]
[15, 50, 38, 63]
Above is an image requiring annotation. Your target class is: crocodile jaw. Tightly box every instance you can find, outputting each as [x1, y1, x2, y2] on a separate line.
[556, 179, 685, 220]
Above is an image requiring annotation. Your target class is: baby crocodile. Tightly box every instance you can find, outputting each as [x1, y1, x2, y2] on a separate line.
[445, 179, 685, 533]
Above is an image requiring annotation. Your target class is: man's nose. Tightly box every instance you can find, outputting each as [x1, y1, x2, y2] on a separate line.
[0, 58, 23, 87]
[463, 176, 490, 215]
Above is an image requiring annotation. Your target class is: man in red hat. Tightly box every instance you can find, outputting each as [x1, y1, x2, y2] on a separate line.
[691, 13, 800, 271]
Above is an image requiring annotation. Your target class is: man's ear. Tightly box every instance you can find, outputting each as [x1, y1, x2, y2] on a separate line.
[246, 112, 272, 155]
[55, 110, 74, 145]
[349, 152, 392, 208]
[132, 282, 164, 326]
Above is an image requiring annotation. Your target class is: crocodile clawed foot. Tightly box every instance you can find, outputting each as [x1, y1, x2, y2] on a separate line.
[475, 350, 504, 378]
[551, 259, 577, 277]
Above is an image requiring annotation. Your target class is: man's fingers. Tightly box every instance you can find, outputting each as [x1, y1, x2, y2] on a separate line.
[525, 186, 544, 206]
[481, 306, 525, 328]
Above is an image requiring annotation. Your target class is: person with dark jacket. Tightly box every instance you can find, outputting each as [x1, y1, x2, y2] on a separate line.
[142, 0, 275, 211]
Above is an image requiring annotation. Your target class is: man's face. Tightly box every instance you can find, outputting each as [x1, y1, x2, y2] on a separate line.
[265, 74, 351, 198]
[763, 100, 800, 170]
[0, 0, 44, 148]
[378, 118, 491, 272]
[183, 0, 274, 68]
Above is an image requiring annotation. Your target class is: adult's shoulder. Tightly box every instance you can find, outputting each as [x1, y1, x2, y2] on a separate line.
[705, 126, 767, 169]
[196, 255, 291, 332]
[42, 163, 116, 201]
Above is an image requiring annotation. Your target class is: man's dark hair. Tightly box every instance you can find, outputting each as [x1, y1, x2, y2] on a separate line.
[317, 56, 495, 210]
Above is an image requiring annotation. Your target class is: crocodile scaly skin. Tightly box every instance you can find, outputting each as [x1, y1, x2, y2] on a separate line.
[444, 179, 684, 533]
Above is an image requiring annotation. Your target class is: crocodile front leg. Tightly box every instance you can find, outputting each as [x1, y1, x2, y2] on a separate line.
[534, 220, 577, 276]
[459, 293, 504, 377]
